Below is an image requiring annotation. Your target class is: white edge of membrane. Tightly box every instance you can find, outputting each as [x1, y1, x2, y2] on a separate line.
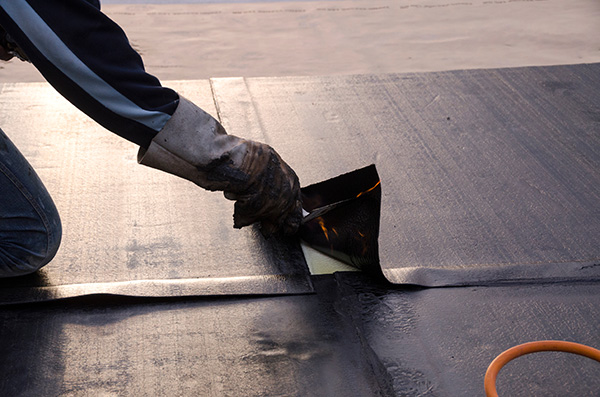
[300, 242, 360, 275]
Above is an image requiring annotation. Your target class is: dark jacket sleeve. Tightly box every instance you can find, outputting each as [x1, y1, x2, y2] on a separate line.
[0, 0, 180, 148]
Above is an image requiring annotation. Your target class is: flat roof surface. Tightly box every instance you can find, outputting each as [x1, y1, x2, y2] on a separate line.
[1, 0, 599, 395]
[2, 64, 600, 395]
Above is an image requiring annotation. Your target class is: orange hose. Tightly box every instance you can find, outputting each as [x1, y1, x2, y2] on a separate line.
[484, 340, 600, 397]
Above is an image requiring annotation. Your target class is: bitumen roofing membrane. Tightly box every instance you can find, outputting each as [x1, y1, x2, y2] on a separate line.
[1, 63, 600, 395]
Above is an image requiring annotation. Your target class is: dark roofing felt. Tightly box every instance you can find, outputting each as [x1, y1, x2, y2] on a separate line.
[1, 64, 599, 395]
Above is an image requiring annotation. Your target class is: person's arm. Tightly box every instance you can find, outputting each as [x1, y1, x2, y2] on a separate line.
[0, 0, 301, 236]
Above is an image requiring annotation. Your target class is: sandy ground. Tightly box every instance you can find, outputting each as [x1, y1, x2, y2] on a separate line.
[1, 0, 598, 82]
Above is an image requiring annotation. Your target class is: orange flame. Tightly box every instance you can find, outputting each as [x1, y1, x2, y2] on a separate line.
[356, 231, 369, 255]
[318, 218, 329, 242]
[313, 179, 380, 255]
[356, 180, 381, 198]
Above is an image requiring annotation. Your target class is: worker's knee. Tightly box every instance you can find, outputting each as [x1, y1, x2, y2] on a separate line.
[0, 127, 62, 277]
[0, 210, 62, 278]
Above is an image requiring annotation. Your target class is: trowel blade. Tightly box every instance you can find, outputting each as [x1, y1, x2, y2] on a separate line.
[299, 164, 382, 277]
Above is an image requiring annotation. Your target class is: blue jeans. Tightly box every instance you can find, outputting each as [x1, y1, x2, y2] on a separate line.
[0, 129, 61, 277]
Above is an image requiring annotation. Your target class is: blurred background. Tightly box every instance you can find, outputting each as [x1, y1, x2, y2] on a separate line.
[1, 0, 599, 83]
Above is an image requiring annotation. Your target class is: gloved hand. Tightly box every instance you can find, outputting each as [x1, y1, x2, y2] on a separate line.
[138, 96, 302, 237]
[216, 140, 302, 236]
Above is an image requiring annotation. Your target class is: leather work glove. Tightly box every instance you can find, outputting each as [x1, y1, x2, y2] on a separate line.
[138, 96, 302, 237]
[218, 141, 302, 236]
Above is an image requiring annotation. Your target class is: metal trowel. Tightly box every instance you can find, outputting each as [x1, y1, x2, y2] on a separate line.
[298, 164, 383, 277]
